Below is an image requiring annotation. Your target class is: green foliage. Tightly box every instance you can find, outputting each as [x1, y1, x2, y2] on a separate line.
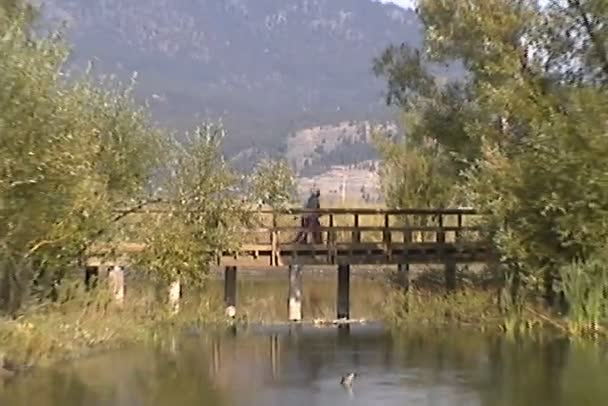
[464, 88, 608, 273]
[376, 0, 608, 327]
[0, 0, 35, 32]
[373, 131, 456, 210]
[0, 19, 165, 309]
[559, 255, 608, 335]
[133, 125, 250, 285]
[249, 159, 296, 210]
[0, 15, 287, 313]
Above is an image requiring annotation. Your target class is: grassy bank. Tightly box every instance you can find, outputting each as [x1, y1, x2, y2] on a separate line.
[0, 271, 390, 376]
[0, 280, 230, 377]
[2, 265, 606, 380]
[378, 265, 608, 340]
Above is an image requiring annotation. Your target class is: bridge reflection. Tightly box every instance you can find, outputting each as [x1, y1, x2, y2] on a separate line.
[205, 323, 394, 388]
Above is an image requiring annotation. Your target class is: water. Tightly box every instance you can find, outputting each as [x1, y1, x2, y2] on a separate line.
[2, 275, 608, 406]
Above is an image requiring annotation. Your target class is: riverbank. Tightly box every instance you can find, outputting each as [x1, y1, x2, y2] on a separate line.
[378, 265, 608, 339]
[0, 283, 230, 378]
[1, 268, 605, 381]
[0, 273, 389, 377]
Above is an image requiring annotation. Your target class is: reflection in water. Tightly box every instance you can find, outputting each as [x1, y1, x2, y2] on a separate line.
[2, 324, 608, 406]
[2, 275, 608, 405]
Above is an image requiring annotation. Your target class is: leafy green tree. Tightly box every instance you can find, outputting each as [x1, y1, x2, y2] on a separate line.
[0, 0, 310, 316]
[132, 125, 252, 286]
[0, 17, 165, 311]
[0, 0, 33, 27]
[373, 130, 455, 210]
[375, 0, 608, 314]
[249, 159, 296, 210]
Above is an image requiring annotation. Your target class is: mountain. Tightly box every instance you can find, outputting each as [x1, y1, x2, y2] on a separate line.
[40, 0, 422, 158]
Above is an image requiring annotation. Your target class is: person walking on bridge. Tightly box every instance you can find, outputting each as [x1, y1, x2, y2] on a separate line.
[295, 189, 322, 244]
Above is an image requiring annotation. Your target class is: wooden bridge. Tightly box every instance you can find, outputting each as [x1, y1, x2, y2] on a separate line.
[86, 208, 493, 322]
[219, 208, 489, 267]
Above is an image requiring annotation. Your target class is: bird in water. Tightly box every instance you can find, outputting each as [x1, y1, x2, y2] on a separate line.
[340, 372, 356, 388]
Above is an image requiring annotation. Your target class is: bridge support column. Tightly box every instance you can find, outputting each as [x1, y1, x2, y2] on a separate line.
[397, 264, 410, 291]
[224, 266, 237, 318]
[108, 265, 125, 306]
[84, 266, 99, 291]
[168, 278, 181, 315]
[445, 258, 457, 292]
[288, 265, 303, 321]
[337, 264, 350, 320]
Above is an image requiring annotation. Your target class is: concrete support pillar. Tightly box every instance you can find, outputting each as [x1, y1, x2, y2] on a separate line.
[108, 265, 125, 306]
[288, 265, 303, 321]
[337, 264, 350, 320]
[397, 264, 410, 291]
[168, 278, 181, 314]
[445, 258, 457, 292]
[224, 266, 237, 318]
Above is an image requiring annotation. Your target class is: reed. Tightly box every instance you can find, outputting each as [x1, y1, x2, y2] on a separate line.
[0, 278, 227, 372]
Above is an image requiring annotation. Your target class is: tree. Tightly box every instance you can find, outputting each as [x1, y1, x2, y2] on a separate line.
[0, 13, 288, 313]
[132, 125, 252, 287]
[374, 0, 608, 314]
[373, 130, 456, 210]
[0, 17, 165, 311]
[0, 0, 36, 32]
[249, 159, 296, 210]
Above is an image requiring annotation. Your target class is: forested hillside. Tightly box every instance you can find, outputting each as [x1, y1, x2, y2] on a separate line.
[40, 0, 430, 157]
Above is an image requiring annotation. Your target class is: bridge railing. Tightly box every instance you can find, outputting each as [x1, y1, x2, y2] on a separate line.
[86, 207, 488, 266]
[242, 207, 485, 247]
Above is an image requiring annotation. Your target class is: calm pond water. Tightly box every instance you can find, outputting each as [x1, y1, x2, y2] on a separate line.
[1, 275, 608, 406]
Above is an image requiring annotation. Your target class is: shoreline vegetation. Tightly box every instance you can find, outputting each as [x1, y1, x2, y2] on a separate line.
[2, 0, 608, 383]
[2, 263, 606, 381]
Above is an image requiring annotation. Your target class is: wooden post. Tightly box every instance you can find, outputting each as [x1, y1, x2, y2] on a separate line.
[288, 265, 303, 321]
[84, 266, 99, 291]
[456, 213, 463, 242]
[445, 258, 456, 292]
[271, 230, 277, 267]
[437, 214, 445, 243]
[168, 278, 181, 314]
[383, 213, 391, 243]
[271, 212, 282, 266]
[352, 213, 361, 243]
[224, 266, 237, 318]
[108, 265, 125, 306]
[403, 216, 412, 244]
[328, 214, 336, 264]
[337, 264, 350, 320]
[397, 264, 410, 291]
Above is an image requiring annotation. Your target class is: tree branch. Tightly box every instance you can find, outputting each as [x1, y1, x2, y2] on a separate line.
[75, 197, 164, 258]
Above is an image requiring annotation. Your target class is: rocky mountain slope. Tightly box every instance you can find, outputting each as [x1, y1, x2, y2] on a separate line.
[40, 0, 421, 158]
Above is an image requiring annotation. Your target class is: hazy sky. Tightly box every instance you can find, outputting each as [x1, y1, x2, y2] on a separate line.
[382, 0, 415, 9]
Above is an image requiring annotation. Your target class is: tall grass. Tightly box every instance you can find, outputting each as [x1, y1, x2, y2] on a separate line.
[203, 274, 390, 324]
[559, 258, 608, 336]
[380, 287, 502, 329]
[0, 277, 226, 371]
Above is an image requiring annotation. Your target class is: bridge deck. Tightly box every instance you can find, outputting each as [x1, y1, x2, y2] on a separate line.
[220, 242, 491, 266]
